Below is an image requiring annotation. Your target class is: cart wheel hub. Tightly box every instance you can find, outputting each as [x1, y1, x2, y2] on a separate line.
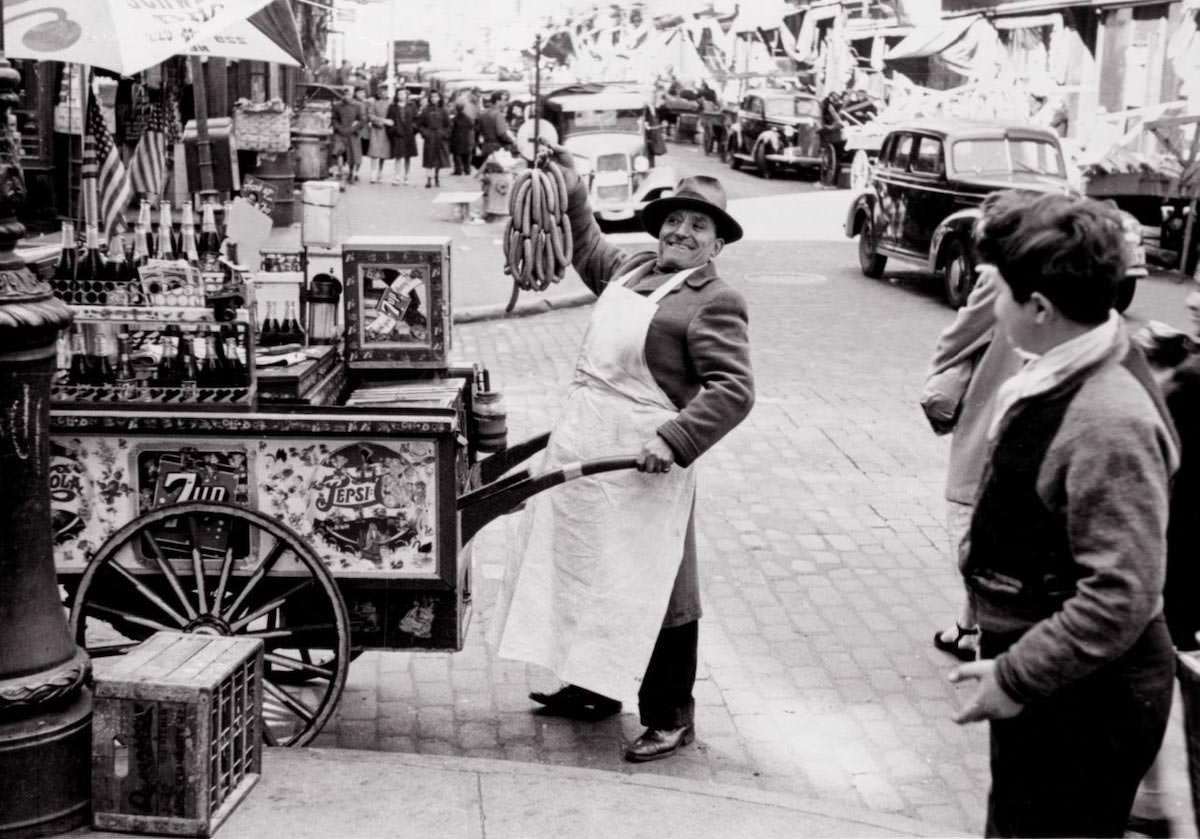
[186, 616, 232, 636]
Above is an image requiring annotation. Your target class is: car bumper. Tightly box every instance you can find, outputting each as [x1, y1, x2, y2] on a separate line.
[767, 148, 820, 167]
[597, 206, 637, 221]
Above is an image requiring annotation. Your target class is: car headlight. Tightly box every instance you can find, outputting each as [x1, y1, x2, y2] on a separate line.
[782, 125, 796, 138]
[633, 155, 649, 174]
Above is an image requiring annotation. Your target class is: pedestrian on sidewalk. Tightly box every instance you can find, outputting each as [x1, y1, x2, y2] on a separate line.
[476, 92, 516, 167]
[1128, 317, 1200, 837]
[354, 87, 371, 181]
[921, 196, 1023, 664]
[365, 91, 392, 184]
[386, 89, 419, 186]
[949, 191, 1179, 838]
[449, 102, 476, 176]
[418, 90, 451, 189]
[331, 86, 364, 185]
[489, 147, 755, 764]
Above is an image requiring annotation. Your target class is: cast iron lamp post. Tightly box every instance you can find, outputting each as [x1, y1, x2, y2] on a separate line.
[0, 39, 92, 839]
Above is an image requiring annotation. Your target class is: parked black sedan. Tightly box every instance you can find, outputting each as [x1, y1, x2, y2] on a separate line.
[844, 120, 1146, 308]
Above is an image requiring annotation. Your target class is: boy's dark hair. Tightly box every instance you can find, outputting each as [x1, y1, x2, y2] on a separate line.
[489, 91, 505, 105]
[973, 190, 1126, 325]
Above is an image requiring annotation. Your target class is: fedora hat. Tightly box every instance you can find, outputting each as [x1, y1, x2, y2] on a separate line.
[642, 175, 743, 244]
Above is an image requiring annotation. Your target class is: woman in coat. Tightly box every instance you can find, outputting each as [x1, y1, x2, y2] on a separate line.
[386, 89, 419, 186]
[418, 90, 451, 188]
[449, 102, 476, 176]
[365, 92, 392, 183]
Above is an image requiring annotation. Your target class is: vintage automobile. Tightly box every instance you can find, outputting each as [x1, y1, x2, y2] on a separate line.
[845, 121, 1147, 308]
[726, 89, 823, 179]
[540, 89, 676, 227]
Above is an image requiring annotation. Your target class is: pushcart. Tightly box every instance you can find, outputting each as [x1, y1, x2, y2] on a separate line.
[54, 403, 638, 747]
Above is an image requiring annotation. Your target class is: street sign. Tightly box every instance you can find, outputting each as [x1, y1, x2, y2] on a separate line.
[393, 40, 432, 64]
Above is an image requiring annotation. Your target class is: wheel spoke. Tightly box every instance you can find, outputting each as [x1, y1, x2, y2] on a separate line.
[141, 530, 199, 621]
[104, 561, 190, 628]
[86, 603, 174, 633]
[262, 679, 317, 725]
[213, 545, 236, 615]
[265, 652, 334, 680]
[186, 515, 209, 616]
[244, 623, 337, 641]
[222, 540, 288, 621]
[228, 580, 315, 633]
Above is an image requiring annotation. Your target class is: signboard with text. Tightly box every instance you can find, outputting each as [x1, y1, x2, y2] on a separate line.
[393, 40, 431, 65]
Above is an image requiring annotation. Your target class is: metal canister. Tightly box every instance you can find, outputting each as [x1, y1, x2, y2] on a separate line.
[472, 389, 508, 452]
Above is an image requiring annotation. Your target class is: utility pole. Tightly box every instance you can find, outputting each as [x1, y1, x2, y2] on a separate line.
[0, 22, 92, 839]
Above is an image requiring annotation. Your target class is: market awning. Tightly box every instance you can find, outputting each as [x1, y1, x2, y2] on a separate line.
[884, 15, 981, 63]
[248, 0, 306, 67]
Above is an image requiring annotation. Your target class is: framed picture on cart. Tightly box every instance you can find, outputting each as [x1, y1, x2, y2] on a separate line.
[343, 236, 451, 368]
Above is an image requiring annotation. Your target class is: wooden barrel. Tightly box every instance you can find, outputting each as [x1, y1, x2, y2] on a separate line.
[251, 151, 296, 227]
[294, 131, 331, 182]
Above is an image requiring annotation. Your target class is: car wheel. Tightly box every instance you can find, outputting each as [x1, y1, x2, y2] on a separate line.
[942, 238, 977, 308]
[858, 215, 887, 279]
[850, 151, 871, 192]
[1115, 276, 1137, 313]
[819, 143, 839, 188]
[755, 145, 773, 179]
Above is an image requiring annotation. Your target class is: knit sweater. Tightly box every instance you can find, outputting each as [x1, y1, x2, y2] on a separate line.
[962, 335, 1178, 704]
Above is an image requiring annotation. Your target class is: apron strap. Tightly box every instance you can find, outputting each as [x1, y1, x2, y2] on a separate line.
[647, 265, 702, 303]
[613, 261, 655, 289]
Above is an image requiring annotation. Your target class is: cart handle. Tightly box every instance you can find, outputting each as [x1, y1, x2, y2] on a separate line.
[458, 455, 640, 545]
[477, 431, 551, 486]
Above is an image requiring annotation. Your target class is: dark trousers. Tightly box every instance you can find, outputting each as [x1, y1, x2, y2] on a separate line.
[452, 152, 470, 174]
[638, 620, 697, 730]
[981, 615, 1174, 838]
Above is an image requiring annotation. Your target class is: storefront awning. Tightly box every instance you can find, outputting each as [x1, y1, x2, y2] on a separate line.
[884, 15, 981, 62]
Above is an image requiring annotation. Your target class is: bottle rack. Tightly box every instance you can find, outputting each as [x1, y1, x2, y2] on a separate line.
[52, 266, 232, 309]
[52, 303, 258, 413]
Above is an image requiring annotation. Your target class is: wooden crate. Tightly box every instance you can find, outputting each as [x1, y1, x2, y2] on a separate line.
[92, 632, 264, 837]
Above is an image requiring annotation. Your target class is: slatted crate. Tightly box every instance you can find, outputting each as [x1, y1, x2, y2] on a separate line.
[92, 632, 264, 837]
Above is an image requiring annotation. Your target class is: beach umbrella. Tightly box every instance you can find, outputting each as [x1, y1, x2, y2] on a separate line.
[4, 0, 275, 76]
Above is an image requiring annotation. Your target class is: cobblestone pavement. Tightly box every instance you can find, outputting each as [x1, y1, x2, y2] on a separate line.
[312, 238, 1000, 833]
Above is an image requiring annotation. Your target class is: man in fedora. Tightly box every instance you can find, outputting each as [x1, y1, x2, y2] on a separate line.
[489, 146, 755, 763]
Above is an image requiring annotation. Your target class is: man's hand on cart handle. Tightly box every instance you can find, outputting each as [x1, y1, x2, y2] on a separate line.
[637, 435, 675, 473]
[538, 137, 582, 194]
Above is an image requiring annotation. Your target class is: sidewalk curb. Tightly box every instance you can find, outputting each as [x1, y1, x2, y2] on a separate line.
[454, 290, 595, 323]
[274, 748, 962, 837]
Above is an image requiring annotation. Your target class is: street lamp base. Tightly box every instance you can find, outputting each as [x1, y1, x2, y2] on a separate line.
[0, 690, 92, 839]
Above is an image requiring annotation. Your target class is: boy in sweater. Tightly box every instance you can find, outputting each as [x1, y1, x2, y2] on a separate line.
[949, 192, 1179, 838]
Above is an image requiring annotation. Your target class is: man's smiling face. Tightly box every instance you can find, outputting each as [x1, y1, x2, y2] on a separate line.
[656, 209, 724, 271]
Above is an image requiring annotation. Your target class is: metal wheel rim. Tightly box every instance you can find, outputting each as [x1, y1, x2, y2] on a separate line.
[820, 145, 836, 185]
[69, 501, 351, 747]
[947, 248, 971, 305]
[858, 220, 876, 269]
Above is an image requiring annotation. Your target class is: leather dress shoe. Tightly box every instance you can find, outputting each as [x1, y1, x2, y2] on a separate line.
[624, 724, 695, 762]
[529, 684, 622, 719]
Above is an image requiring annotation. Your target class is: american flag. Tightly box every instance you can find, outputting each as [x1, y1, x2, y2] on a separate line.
[129, 102, 167, 199]
[86, 94, 132, 238]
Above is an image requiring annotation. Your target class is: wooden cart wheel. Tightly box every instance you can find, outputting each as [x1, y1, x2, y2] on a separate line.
[68, 501, 350, 748]
[819, 142, 839, 188]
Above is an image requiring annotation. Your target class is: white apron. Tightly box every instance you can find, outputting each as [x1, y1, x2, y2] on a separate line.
[488, 262, 700, 701]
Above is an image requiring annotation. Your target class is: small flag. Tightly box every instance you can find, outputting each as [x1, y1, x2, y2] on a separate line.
[129, 102, 167, 199]
[86, 94, 132, 239]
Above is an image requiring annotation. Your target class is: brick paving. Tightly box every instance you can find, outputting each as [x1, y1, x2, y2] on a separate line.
[307, 236, 1004, 834]
[297, 159, 1199, 833]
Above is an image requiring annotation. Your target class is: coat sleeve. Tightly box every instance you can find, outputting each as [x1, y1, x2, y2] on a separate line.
[565, 180, 628, 296]
[927, 269, 998, 376]
[655, 286, 755, 467]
